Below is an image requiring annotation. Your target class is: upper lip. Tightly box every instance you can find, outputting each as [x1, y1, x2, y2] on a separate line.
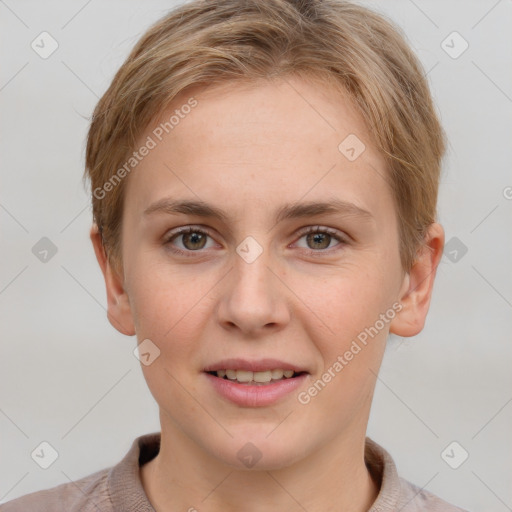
[204, 358, 309, 373]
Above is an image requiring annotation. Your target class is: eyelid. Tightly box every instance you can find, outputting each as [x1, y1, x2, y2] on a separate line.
[163, 225, 218, 246]
[293, 225, 349, 244]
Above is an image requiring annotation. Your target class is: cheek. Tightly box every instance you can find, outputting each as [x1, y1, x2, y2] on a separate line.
[128, 252, 204, 324]
[132, 270, 212, 405]
[128, 263, 219, 372]
[293, 272, 392, 418]
[293, 266, 398, 403]
[297, 265, 395, 337]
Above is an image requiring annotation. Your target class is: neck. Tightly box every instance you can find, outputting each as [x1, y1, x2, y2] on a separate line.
[140, 419, 379, 512]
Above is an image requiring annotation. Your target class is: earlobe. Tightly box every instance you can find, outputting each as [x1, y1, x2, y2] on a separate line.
[389, 223, 445, 338]
[89, 224, 136, 336]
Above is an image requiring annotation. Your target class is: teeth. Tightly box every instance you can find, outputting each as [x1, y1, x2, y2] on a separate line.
[215, 368, 297, 383]
[235, 370, 253, 383]
[225, 369, 237, 380]
[271, 369, 284, 379]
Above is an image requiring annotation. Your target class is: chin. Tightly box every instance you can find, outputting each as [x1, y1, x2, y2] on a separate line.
[211, 435, 306, 471]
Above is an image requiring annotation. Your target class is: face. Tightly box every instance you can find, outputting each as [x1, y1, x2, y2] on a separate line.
[93, 75, 441, 470]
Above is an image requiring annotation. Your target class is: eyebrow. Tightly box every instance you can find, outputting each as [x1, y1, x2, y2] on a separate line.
[143, 197, 374, 224]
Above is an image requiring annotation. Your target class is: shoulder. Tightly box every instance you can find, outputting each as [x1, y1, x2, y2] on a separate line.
[0, 432, 161, 512]
[364, 437, 470, 512]
[0, 467, 112, 512]
[396, 476, 470, 512]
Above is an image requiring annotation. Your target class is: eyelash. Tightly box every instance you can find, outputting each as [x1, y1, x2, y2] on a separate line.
[163, 225, 348, 257]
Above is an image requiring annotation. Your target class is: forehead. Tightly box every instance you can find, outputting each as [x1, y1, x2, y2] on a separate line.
[123, 75, 392, 223]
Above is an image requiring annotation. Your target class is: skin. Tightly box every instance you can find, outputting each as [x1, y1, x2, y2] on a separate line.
[90, 74, 444, 512]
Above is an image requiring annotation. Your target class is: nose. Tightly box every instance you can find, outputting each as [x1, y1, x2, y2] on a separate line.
[216, 247, 290, 336]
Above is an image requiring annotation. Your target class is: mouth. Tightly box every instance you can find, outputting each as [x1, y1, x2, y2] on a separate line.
[203, 358, 310, 406]
[203, 369, 309, 407]
[205, 369, 308, 386]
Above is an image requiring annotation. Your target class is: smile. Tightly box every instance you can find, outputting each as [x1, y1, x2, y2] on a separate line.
[207, 368, 305, 384]
[204, 370, 308, 407]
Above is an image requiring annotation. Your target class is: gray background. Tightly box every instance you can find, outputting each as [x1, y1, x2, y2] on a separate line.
[1, 1, 511, 510]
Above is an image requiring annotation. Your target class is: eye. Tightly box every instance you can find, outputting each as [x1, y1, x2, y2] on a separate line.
[163, 225, 348, 257]
[163, 226, 216, 255]
[294, 226, 347, 253]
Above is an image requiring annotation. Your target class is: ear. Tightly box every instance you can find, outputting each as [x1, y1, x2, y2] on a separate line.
[89, 224, 136, 336]
[389, 222, 444, 337]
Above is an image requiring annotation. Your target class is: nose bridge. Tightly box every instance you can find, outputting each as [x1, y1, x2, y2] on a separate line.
[217, 234, 289, 333]
[232, 237, 276, 309]
[235, 239, 272, 288]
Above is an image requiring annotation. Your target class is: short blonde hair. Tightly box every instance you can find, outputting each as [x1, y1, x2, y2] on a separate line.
[84, 0, 446, 276]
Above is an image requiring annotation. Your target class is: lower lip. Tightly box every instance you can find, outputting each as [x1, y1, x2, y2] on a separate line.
[204, 372, 308, 407]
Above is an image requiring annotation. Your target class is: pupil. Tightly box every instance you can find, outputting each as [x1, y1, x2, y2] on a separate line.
[184, 232, 206, 250]
[308, 233, 329, 249]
